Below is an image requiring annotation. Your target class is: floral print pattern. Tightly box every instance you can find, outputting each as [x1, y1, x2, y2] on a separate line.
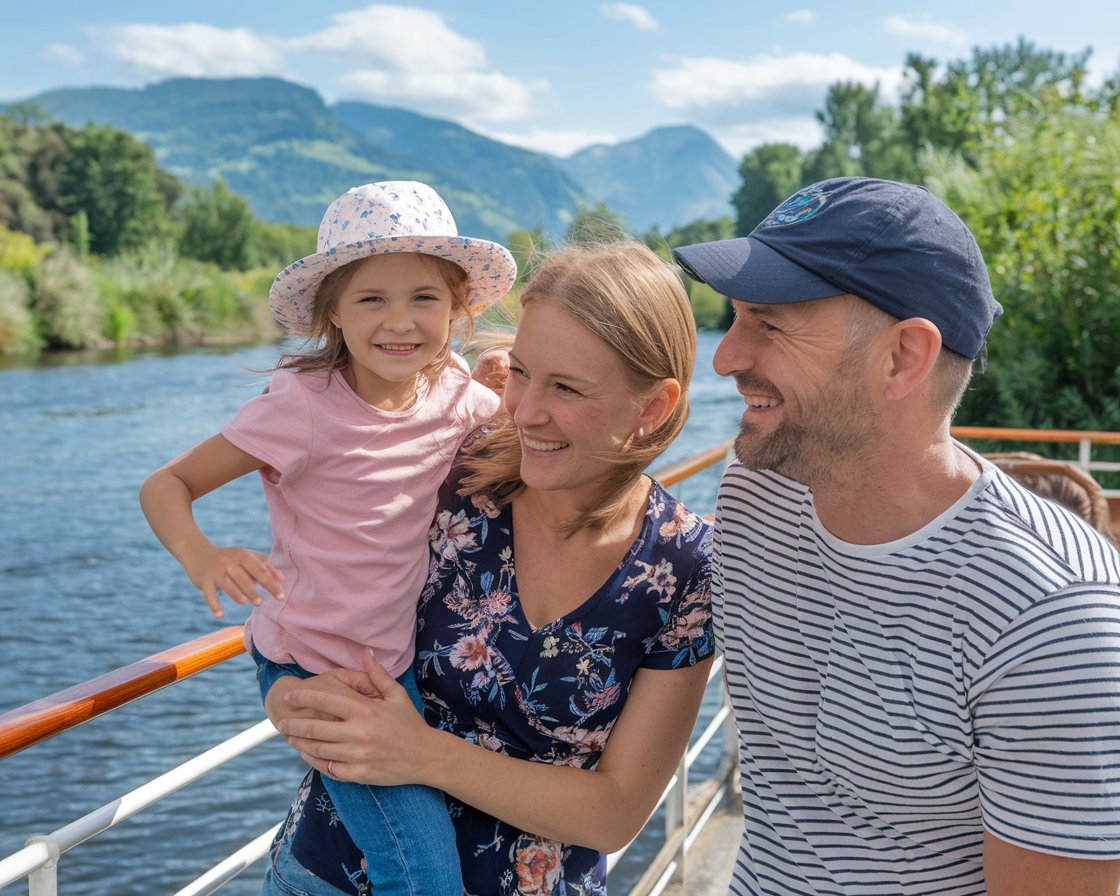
[279, 479, 712, 895]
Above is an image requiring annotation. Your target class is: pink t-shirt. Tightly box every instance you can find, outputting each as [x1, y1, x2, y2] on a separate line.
[221, 355, 499, 677]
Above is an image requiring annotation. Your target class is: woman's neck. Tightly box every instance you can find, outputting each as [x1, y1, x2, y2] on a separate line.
[516, 475, 650, 546]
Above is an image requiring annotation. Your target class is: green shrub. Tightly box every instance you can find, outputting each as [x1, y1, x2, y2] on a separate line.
[687, 282, 729, 331]
[30, 249, 102, 349]
[103, 301, 137, 345]
[0, 269, 39, 353]
[0, 225, 50, 272]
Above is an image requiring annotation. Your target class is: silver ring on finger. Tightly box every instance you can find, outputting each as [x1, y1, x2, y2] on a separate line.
[328, 759, 336, 778]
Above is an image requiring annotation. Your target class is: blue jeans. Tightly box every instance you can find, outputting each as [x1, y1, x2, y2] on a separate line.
[253, 647, 462, 896]
[260, 830, 352, 896]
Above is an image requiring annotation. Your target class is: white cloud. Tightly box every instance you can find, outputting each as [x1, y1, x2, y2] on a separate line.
[292, 5, 543, 122]
[340, 68, 541, 122]
[483, 126, 621, 157]
[786, 10, 816, 25]
[292, 5, 484, 70]
[45, 43, 86, 69]
[100, 23, 287, 79]
[651, 52, 904, 122]
[712, 116, 824, 158]
[883, 15, 967, 45]
[601, 3, 660, 32]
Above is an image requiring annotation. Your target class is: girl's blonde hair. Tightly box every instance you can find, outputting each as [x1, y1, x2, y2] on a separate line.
[275, 253, 474, 385]
[459, 241, 696, 534]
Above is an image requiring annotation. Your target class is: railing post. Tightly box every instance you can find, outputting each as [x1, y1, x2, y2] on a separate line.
[1079, 438, 1092, 472]
[664, 756, 687, 883]
[721, 678, 738, 786]
[25, 835, 59, 896]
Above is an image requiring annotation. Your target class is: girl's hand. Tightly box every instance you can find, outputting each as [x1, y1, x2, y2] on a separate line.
[278, 651, 434, 786]
[264, 670, 381, 726]
[185, 545, 284, 617]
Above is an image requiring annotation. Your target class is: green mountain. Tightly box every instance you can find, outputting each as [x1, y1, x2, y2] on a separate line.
[556, 126, 738, 232]
[333, 102, 582, 238]
[16, 77, 737, 242]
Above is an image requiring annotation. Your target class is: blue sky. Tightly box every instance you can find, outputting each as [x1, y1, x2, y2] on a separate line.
[2, 1, 1117, 158]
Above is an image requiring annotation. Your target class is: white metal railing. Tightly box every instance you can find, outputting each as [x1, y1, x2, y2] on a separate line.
[0, 665, 734, 896]
[4, 427, 1114, 893]
[0, 439, 739, 896]
[0, 721, 281, 895]
[608, 656, 737, 896]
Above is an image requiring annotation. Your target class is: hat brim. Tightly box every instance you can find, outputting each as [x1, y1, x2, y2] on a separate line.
[269, 234, 518, 335]
[673, 236, 846, 305]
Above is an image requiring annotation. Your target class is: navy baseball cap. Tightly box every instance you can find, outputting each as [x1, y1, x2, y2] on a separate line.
[673, 176, 1002, 359]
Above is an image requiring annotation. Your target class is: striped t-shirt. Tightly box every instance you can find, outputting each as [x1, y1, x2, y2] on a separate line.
[714, 450, 1120, 895]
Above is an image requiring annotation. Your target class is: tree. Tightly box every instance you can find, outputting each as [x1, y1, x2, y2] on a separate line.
[56, 124, 175, 255]
[733, 144, 803, 235]
[899, 41, 1091, 164]
[0, 116, 65, 242]
[898, 53, 985, 160]
[929, 106, 1120, 431]
[176, 180, 255, 270]
[645, 216, 735, 330]
[803, 82, 914, 183]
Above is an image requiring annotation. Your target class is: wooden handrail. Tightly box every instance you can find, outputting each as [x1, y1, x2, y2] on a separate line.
[652, 440, 734, 487]
[3, 429, 1116, 764]
[951, 426, 1120, 446]
[0, 626, 246, 760]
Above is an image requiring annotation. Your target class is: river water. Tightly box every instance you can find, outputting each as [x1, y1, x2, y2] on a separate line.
[0, 332, 742, 894]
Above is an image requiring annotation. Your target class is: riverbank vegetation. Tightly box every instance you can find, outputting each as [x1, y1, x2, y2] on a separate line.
[0, 111, 313, 353]
[727, 39, 1120, 433]
[1, 39, 1118, 436]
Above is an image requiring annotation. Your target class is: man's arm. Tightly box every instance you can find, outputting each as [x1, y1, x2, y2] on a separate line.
[983, 831, 1120, 896]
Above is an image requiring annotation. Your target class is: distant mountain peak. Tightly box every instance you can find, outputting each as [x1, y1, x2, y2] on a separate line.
[11, 75, 736, 238]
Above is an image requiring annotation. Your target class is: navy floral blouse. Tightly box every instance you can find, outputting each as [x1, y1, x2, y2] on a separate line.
[280, 478, 713, 896]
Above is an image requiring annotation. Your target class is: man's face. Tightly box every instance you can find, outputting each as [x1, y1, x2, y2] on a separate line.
[712, 294, 882, 488]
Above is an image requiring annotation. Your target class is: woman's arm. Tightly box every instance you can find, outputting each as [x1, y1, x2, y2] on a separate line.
[277, 651, 713, 853]
[140, 433, 281, 616]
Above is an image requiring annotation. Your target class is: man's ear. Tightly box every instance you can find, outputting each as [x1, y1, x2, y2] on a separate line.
[882, 318, 942, 402]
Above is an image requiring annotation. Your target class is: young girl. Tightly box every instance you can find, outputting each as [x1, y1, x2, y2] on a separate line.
[140, 181, 517, 896]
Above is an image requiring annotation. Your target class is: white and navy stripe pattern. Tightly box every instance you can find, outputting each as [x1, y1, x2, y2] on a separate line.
[714, 449, 1120, 895]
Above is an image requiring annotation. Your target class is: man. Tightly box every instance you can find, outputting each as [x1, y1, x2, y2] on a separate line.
[673, 177, 1120, 896]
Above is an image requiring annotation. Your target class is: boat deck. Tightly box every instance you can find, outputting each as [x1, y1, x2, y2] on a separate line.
[659, 795, 740, 896]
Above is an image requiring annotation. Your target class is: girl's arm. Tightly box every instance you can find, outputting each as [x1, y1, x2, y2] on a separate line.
[274, 651, 713, 853]
[140, 433, 282, 617]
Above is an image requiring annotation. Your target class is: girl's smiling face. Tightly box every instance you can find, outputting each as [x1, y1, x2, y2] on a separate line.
[328, 252, 457, 410]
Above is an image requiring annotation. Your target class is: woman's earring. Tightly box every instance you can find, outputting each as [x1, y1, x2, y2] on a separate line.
[638, 427, 646, 438]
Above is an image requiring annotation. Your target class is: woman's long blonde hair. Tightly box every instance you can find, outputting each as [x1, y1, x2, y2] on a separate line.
[458, 241, 696, 533]
[275, 253, 474, 386]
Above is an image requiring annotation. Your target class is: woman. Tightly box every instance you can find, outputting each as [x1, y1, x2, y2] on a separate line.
[264, 241, 715, 896]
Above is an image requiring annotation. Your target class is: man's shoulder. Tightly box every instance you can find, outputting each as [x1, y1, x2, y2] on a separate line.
[717, 463, 808, 519]
[964, 467, 1120, 586]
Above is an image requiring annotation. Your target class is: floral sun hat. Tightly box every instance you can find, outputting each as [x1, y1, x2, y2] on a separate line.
[269, 181, 518, 335]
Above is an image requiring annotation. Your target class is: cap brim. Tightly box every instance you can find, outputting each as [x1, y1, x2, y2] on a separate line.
[673, 236, 846, 304]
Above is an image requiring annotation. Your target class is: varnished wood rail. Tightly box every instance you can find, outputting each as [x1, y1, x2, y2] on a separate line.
[0, 444, 742, 765]
[652, 440, 734, 488]
[2, 430, 1116, 764]
[0, 626, 246, 760]
[951, 426, 1120, 446]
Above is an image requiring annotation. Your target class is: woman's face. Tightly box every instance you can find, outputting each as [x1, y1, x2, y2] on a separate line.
[504, 301, 647, 497]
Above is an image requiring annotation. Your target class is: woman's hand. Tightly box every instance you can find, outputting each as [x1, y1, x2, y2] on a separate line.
[277, 651, 437, 786]
[263, 667, 380, 728]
